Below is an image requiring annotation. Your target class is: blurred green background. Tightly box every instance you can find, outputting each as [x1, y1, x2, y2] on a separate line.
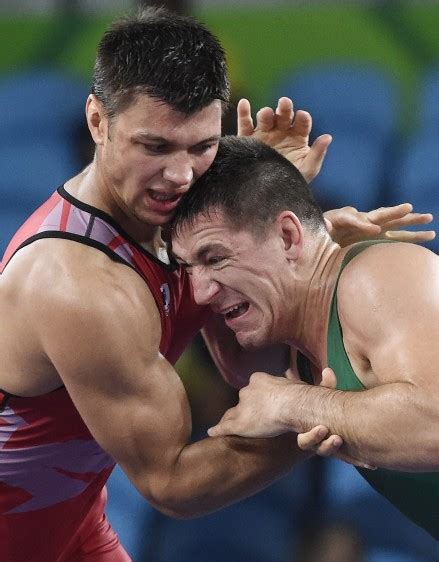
[1, 3, 438, 561]
[1, 3, 439, 133]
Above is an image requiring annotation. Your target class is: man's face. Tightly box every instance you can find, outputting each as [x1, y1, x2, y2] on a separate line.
[172, 210, 290, 349]
[96, 95, 222, 227]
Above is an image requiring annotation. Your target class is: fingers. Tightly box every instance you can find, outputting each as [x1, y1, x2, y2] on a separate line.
[243, 97, 302, 135]
[314, 435, 344, 456]
[324, 217, 333, 234]
[207, 422, 230, 438]
[336, 210, 381, 234]
[255, 106, 275, 132]
[320, 367, 337, 389]
[297, 425, 343, 454]
[256, 97, 294, 133]
[275, 97, 294, 131]
[284, 367, 302, 382]
[290, 109, 312, 138]
[379, 212, 433, 230]
[385, 230, 436, 242]
[297, 425, 330, 449]
[297, 428, 377, 469]
[300, 134, 332, 183]
[237, 98, 254, 137]
[367, 203, 413, 226]
[367, 204, 434, 242]
[207, 406, 238, 437]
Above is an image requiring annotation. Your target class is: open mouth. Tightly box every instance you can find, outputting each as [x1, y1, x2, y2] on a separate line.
[148, 190, 181, 203]
[224, 302, 250, 320]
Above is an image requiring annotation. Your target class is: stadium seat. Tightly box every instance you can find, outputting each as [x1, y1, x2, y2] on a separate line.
[155, 463, 312, 562]
[390, 132, 439, 253]
[274, 63, 399, 139]
[273, 64, 400, 210]
[323, 459, 439, 561]
[0, 68, 89, 144]
[417, 65, 439, 134]
[0, 208, 30, 256]
[106, 466, 159, 560]
[0, 142, 78, 209]
[0, 68, 88, 251]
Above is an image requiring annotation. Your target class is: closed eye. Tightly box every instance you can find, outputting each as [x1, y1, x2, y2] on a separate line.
[191, 142, 218, 155]
[141, 143, 170, 154]
[206, 256, 227, 267]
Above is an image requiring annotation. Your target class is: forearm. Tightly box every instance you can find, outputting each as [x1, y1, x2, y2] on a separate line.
[202, 315, 289, 388]
[147, 432, 307, 518]
[281, 382, 439, 471]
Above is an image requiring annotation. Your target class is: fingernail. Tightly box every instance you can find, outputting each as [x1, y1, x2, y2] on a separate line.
[362, 464, 377, 470]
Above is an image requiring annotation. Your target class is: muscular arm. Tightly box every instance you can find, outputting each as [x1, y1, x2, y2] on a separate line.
[303, 243, 439, 471]
[36, 247, 309, 519]
[212, 244, 439, 472]
[202, 312, 290, 388]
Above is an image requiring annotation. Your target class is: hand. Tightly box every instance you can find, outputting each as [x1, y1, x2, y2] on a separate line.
[297, 368, 376, 469]
[208, 373, 292, 439]
[324, 203, 435, 247]
[237, 97, 332, 183]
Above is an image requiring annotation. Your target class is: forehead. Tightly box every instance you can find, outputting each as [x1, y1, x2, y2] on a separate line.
[115, 94, 222, 141]
[172, 211, 256, 260]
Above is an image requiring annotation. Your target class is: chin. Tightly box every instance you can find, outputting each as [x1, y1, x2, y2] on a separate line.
[236, 330, 269, 350]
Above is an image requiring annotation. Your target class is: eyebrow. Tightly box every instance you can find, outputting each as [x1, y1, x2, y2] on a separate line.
[133, 133, 221, 145]
[175, 243, 228, 268]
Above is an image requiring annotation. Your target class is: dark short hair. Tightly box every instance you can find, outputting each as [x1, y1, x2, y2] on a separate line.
[91, 7, 230, 118]
[171, 136, 326, 238]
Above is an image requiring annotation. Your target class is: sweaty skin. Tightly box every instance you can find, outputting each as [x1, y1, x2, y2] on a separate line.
[179, 212, 439, 473]
[0, 93, 434, 523]
[0, 95, 348, 524]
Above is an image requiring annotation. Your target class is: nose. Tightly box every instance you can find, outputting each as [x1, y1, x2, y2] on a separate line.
[191, 269, 220, 306]
[162, 152, 194, 187]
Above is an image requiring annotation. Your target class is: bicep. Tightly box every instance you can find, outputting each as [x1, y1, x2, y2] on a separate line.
[341, 246, 439, 390]
[39, 269, 192, 495]
[369, 312, 439, 389]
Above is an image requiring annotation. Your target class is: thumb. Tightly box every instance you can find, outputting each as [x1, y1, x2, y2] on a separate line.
[207, 422, 231, 438]
[320, 367, 337, 389]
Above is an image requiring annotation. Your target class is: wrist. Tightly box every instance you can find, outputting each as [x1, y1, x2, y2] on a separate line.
[277, 382, 306, 434]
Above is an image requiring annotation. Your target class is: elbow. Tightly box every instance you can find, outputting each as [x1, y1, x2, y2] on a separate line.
[144, 494, 207, 520]
[138, 476, 209, 520]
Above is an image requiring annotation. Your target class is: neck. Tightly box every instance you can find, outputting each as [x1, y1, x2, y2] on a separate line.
[65, 158, 159, 244]
[284, 233, 345, 369]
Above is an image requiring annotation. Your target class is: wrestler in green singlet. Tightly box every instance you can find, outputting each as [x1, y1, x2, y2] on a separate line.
[307, 241, 439, 539]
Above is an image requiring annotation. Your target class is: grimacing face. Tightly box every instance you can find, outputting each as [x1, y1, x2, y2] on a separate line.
[172, 211, 292, 349]
[92, 94, 222, 227]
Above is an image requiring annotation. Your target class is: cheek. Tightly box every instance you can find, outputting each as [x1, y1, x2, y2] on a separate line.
[194, 151, 217, 178]
[126, 153, 163, 185]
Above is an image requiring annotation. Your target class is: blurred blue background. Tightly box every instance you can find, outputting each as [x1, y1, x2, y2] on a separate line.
[0, 1, 438, 561]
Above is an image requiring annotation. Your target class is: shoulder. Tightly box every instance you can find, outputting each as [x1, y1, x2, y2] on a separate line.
[339, 242, 438, 294]
[337, 242, 439, 338]
[4, 237, 161, 347]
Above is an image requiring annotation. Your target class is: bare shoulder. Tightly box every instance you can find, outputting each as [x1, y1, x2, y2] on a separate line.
[337, 242, 439, 339]
[3, 237, 161, 350]
[339, 242, 438, 294]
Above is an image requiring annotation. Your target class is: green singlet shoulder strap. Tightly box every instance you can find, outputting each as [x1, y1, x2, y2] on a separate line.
[297, 240, 397, 387]
[327, 240, 396, 390]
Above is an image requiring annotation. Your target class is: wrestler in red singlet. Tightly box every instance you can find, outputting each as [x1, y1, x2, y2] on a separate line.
[0, 187, 210, 561]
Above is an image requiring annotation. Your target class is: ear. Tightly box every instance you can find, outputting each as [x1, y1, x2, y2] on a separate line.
[275, 211, 304, 260]
[85, 94, 108, 146]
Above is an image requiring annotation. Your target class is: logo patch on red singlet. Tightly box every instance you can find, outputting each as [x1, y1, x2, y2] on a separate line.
[160, 283, 171, 316]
